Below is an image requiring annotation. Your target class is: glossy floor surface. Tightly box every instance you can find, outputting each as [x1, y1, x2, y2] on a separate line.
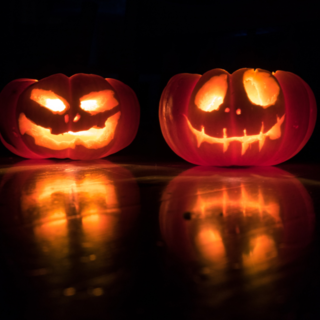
[0, 157, 320, 320]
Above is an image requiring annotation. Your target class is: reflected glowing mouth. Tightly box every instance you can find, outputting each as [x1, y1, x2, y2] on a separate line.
[185, 114, 285, 155]
[18, 112, 121, 150]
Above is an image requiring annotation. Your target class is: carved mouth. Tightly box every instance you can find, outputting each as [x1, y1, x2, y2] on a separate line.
[185, 114, 285, 155]
[18, 112, 121, 150]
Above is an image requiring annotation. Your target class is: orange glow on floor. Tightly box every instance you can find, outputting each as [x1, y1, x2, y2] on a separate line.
[21, 172, 119, 224]
[196, 227, 226, 267]
[82, 214, 118, 245]
[191, 181, 282, 272]
[242, 235, 277, 272]
[21, 171, 120, 259]
[193, 183, 281, 223]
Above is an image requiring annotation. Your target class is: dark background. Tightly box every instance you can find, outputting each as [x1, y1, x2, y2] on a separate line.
[0, 0, 319, 162]
[1, 2, 320, 319]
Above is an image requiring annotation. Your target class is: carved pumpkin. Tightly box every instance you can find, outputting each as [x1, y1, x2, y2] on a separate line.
[160, 166, 315, 273]
[159, 68, 317, 166]
[0, 74, 140, 160]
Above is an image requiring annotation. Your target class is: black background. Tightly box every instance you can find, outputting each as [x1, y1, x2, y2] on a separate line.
[1, 2, 320, 319]
[0, 0, 319, 162]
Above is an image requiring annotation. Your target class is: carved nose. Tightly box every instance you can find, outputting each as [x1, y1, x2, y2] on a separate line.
[64, 113, 81, 123]
[73, 114, 81, 122]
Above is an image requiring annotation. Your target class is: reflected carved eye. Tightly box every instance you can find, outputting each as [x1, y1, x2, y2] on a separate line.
[243, 70, 280, 108]
[30, 89, 68, 114]
[80, 90, 119, 115]
[195, 74, 228, 112]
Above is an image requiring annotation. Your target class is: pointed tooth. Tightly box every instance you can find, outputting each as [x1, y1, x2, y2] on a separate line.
[195, 126, 203, 147]
[223, 128, 227, 139]
[241, 142, 249, 155]
[259, 135, 266, 151]
[223, 141, 229, 153]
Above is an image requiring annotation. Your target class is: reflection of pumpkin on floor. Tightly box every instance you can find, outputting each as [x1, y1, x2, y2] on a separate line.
[0, 160, 140, 283]
[191, 182, 282, 274]
[160, 68, 316, 166]
[160, 166, 315, 277]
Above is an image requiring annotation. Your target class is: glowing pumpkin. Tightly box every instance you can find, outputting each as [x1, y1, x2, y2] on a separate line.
[159, 68, 317, 166]
[0, 73, 140, 160]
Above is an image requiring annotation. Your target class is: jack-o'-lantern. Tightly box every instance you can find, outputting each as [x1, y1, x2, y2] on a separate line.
[0, 160, 140, 303]
[160, 166, 314, 274]
[0, 73, 140, 160]
[159, 68, 317, 166]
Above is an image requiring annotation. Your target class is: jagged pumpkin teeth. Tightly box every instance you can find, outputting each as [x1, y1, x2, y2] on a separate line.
[0, 73, 140, 160]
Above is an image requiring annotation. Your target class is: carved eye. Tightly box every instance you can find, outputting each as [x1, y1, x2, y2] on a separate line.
[80, 90, 119, 115]
[195, 74, 228, 112]
[30, 89, 68, 114]
[243, 69, 280, 108]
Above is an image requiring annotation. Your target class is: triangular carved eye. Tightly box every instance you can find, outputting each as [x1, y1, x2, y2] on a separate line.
[195, 74, 228, 112]
[243, 69, 280, 108]
[30, 89, 69, 114]
[80, 90, 119, 115]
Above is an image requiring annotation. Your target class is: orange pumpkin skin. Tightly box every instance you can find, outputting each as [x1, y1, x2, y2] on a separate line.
[159, 68, 317, 166]
[0, 74, 140, 160]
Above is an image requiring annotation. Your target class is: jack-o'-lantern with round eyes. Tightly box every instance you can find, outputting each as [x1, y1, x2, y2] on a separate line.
[0, 73, 140, 160]
[159, 68, 317, 166]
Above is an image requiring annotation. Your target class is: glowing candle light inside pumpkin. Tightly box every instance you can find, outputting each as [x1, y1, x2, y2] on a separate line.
[195, 74, 228, 112]
[79, 90, 119, 115]
[73, 114, 80, 122]
[185, 113, 285, 155]
[243, 69, 280, 107]
[30, 89, 69, 113]
[0, 73, 140, 160]
[19, 87, 121, 149]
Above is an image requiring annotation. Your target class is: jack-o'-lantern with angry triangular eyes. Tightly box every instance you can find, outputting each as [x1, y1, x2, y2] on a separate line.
[159, 68, 317, 166]
[0, 73, 140, 160]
